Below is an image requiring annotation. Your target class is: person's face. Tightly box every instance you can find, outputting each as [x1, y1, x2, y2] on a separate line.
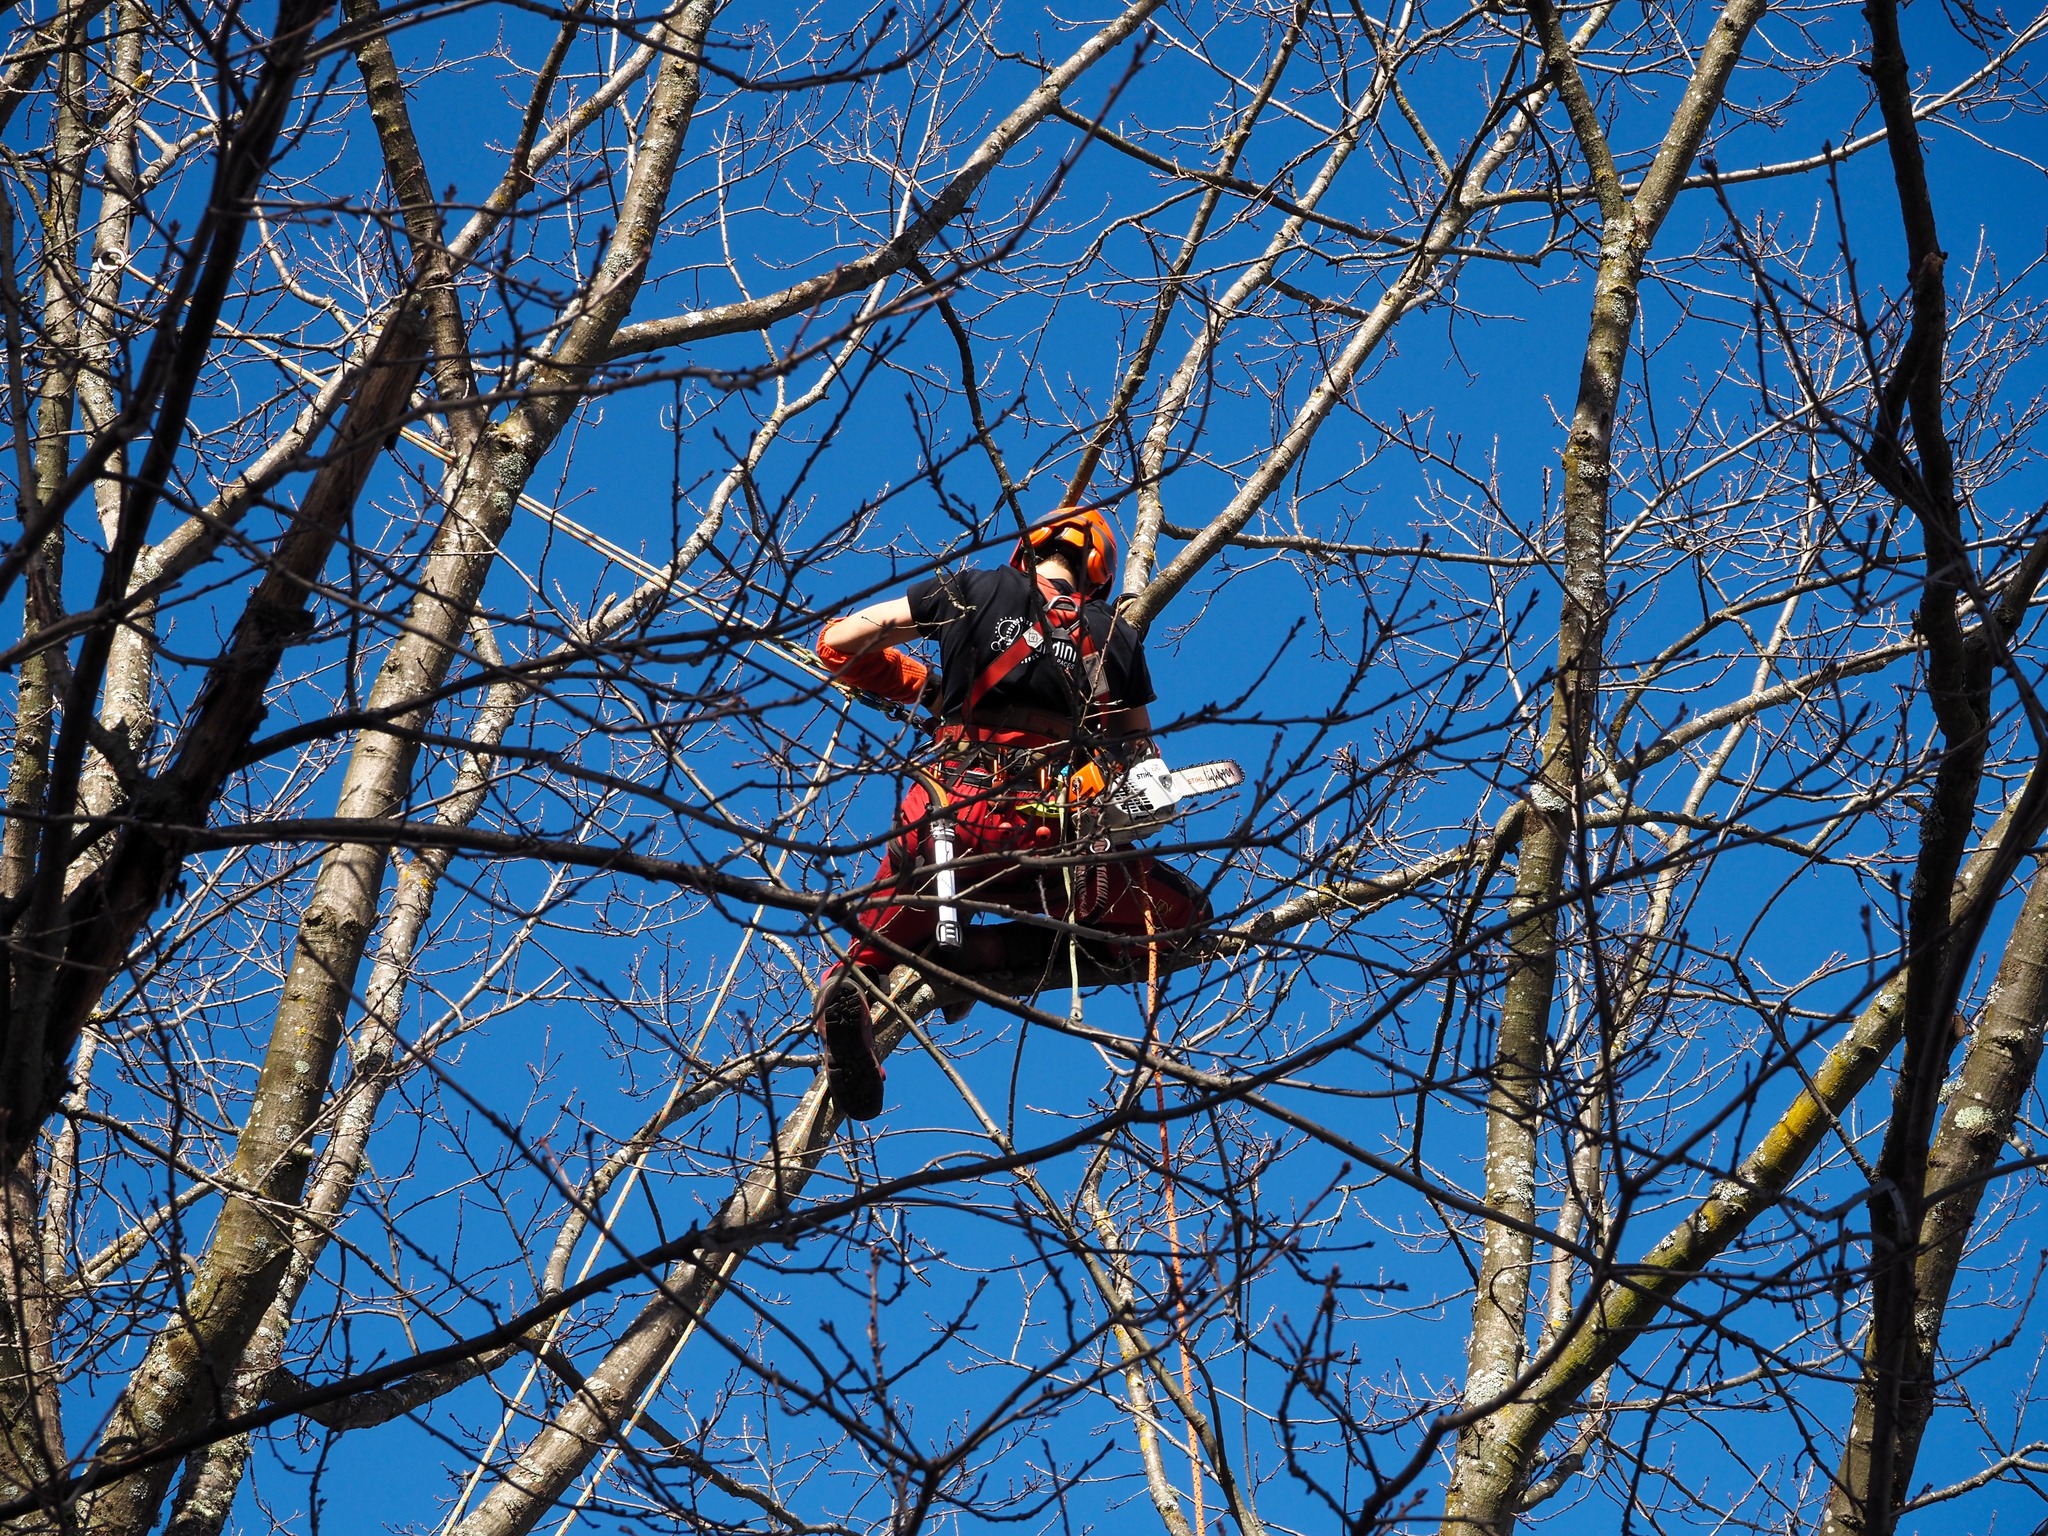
[1035, 531, 1089, 587]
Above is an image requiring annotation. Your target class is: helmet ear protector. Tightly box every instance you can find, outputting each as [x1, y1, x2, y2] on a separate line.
[1010, 507, 1118, 595]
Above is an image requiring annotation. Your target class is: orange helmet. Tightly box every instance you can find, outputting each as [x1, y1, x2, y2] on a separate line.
[1009, 507, 1118, 595]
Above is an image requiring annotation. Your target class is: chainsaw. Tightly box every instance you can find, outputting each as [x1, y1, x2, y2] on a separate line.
[929, 759, 1244, 948]
[1095, 758, 1245, 845]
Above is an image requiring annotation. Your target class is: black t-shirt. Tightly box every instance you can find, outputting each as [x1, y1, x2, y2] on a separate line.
[906, 565, 1154, 725]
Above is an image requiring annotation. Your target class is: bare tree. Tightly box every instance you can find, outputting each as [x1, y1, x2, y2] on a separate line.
[4, 0, 2048, 1533]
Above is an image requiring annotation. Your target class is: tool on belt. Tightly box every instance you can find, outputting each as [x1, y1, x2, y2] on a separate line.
[912, 743, 1243, 948]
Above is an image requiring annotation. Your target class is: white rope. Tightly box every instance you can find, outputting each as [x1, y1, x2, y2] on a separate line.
[439, 735, 840, 1532]
[541, 1251, 744, 1536]
[436, 926, 761, 1533]
[242, 345, 873, 708]
[245, 297, 898, 1529]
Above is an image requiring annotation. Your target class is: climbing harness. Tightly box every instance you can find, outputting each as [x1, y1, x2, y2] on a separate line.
[962, 579, 1113, 722]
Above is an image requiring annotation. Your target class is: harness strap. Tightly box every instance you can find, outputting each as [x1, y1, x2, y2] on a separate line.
[965, 630, 1039, 712]
[934, 720, 1066, 749]
[964, 582, 1110, 716]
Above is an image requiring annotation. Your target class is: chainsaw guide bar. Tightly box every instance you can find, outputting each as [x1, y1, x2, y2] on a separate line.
[1167, 760, 1245, 799]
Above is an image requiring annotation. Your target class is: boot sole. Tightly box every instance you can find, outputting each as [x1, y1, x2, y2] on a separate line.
[820, 987, 885, 1121]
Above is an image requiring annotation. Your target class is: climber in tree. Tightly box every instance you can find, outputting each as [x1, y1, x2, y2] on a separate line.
[813, 507, 1211, 1119]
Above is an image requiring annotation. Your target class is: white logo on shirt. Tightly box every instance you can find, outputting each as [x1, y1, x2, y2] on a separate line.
[989, 615, 1080, 666]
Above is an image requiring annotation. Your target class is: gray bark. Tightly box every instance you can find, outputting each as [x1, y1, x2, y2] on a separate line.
[1439, 0, 1783, 1525]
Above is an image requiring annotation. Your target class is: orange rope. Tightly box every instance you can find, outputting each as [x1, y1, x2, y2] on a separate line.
[1142, 900, 1202, 1535]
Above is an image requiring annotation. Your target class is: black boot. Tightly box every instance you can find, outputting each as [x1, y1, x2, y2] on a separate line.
[815, 965, 886, 1120]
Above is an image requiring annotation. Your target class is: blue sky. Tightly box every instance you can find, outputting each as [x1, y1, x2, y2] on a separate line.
[32, 0, 2048, 1529]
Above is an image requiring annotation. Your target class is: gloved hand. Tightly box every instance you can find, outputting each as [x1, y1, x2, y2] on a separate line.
[1124, 757, 1179, 818]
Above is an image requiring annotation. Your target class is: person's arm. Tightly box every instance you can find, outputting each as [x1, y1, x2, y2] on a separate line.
[816, 596, 932, 707]
[819, 597, 916, 658]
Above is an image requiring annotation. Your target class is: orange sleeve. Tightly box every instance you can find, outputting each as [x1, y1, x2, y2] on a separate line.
[816, 624, 932, 706]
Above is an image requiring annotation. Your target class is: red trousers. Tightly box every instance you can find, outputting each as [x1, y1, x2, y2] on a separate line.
[846, 764, 1210, 976]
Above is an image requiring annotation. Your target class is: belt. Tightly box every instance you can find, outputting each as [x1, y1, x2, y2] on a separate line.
[933, 713, 1076, 749]
[937, 708, 1081, 741]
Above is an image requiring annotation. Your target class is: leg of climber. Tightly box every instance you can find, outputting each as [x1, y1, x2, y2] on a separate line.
[817, 765, 1073, 1113]
[819, 760, 1149, 1113]
[1062, 854, 1213, 972]
[814, 962, 885, 1121]
[816, 773, 987, 1120]
[815, 843, 935, 1123]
